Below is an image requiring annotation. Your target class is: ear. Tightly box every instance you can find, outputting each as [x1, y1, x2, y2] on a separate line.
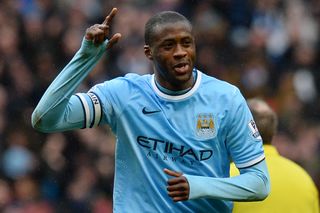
[144, 45, 153, 60]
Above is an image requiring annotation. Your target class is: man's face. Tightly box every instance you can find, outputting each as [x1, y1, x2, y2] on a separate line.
[144, 22, 196, 91]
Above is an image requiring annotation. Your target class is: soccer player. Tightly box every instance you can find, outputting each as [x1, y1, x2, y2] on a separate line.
[230, 98, 319, 213]
[32, 8, 270, 212]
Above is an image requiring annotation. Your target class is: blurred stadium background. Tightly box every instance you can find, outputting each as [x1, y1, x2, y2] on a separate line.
[0, 0, 319, 212]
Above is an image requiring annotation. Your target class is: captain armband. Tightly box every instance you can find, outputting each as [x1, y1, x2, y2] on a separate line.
[75, 92, 102, 128]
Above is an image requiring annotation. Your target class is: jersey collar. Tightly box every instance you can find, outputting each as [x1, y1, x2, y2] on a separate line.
[151, 69, 202, 101]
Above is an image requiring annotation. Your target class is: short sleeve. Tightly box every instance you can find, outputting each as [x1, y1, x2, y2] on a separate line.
[226, 88, 265, 169]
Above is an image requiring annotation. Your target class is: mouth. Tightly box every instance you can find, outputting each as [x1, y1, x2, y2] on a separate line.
[173, 62, 190, 74]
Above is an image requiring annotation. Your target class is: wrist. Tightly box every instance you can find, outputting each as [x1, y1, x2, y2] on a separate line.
[79, 37, 108, 55]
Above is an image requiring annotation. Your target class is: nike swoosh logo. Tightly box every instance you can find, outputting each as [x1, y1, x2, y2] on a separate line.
[142, 107, 161, 115]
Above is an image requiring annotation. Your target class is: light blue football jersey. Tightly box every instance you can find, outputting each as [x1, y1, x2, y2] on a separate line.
[75, 69, 265, 212]
[32, 39, 268, 213]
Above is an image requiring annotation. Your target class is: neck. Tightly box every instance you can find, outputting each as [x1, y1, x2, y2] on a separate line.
[154, 70, 197, 94]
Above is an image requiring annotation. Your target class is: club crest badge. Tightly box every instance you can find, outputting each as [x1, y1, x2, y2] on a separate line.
[196, 113, 216, 139]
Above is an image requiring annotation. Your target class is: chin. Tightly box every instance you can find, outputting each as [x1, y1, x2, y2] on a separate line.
[174, 73, 194, 87]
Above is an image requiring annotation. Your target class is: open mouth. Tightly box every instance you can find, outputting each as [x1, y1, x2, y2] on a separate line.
[173, 62, 189, 74]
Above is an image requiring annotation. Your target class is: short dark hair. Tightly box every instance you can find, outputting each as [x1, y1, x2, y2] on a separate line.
[247, 98, 278, 144]
[144, 11, 192, 45]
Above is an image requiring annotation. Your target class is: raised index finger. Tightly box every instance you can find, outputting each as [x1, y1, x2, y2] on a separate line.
[103, 7, 118, 25]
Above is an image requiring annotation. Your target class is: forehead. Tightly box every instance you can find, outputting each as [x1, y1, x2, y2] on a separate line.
[152, 22, 193, 42]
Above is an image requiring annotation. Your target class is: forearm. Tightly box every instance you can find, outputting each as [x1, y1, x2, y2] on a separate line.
[31, 38, 108, 132]
[185, 160, 270, 201]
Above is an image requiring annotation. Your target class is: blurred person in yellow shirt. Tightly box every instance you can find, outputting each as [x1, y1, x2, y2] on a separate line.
[230, 98, 319, 213]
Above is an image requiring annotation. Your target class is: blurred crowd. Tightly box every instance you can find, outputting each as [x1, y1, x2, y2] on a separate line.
[0, 0, 319, 212]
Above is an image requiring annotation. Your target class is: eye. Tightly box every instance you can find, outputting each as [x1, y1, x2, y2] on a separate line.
[162, 41, 174, 50]
[164, 45, 173, 50]
[182, 39, 192, 47]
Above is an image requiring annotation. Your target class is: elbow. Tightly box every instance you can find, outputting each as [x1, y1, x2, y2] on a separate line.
[242, 171, 271, 201]
[31, 110, 45, 132]
[31, 110, 53, 133]
[253, 176, 270, 201]
[245, 183, 270, 201]
[255, 184, 270, 201]
[252, 162, 271, 201]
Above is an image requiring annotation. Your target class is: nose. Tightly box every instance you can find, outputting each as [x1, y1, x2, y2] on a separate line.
[173, 44, 187, 58]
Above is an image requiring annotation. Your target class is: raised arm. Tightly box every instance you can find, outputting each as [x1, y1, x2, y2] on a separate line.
[31, 8, 121, 133]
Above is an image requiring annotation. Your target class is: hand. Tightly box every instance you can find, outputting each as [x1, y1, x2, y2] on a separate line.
[85, 7, 121, 49]
[164, 168, 190, 202]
